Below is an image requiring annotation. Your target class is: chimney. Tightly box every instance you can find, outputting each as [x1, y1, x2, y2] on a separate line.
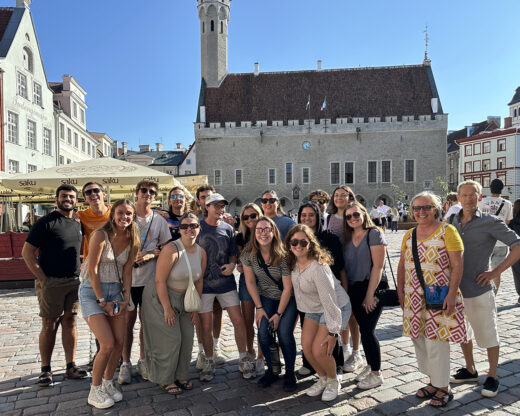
[431, 98, 439, 114]
[156, 143, 163, 152]
[122, 141, 127, 155]
[254, 62, 259, 76]
[139, 144, 151, 152]
[504, 117, 512, 129]
[317, 60, 322, 70]
[16, 0, 31, 9]
[176, 143, 182, 149]
[113, 140, 119, 157]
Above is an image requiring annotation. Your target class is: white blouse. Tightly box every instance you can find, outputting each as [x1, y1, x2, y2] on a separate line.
[291, 260, 349, 334]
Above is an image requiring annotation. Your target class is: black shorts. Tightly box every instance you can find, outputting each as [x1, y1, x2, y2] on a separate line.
[131, 286, 145, 308]
[380, 217, 387, 227]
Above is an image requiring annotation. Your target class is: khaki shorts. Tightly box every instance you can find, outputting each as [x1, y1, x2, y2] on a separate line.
[35, 277, 80, 318]
[200, 290, 240, 314]
[464, 290, 499, 349]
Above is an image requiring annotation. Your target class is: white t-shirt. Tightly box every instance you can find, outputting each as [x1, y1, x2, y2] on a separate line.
[478, 196, 513, 248]
[444, 203, 462, 220]
[132, 211, 171, 286]
[377, 204, 390, 216]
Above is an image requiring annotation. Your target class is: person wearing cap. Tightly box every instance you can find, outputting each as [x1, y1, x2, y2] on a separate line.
[477, 178, 513, 292]
[196, 193, 255, 381]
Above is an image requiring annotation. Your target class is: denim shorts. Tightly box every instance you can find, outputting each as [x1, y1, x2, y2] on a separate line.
[238, 273, 253, 302]
[79, 280, 123, 319]
[305, 302, 351, 330]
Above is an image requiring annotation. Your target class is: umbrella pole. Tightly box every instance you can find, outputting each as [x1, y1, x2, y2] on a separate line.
[17, 195, 22, 232]
[107, 187, 111, 205]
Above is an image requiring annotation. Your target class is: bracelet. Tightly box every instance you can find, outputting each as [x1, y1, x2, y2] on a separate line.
[328, 332, 339, 338]
[275, 312, 283, 318]
[255, 305, 263, 310]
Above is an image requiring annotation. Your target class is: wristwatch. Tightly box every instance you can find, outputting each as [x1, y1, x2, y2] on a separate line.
[96, 297, 105, 304]
[328, 332, 339, 338]
[275, 312, 283, 318]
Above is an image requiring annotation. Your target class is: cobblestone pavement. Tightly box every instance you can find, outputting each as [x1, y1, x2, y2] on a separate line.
[1, 230, 519, 415]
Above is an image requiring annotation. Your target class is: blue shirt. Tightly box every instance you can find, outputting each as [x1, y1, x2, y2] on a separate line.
[273, 215, 296, 241]
[196, 219, 239, 294]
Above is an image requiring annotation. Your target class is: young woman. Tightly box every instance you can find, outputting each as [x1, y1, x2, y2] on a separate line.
[141, 213, 206, 395]
[326, 186, 362, 372]
[259, 190, 295, 241]
[242, 216, 298, 391]
[236, 203, 265, 375]
[79, 199, 139, 409]
[343, 201, 386, 389]
[285, 225, 351, 402]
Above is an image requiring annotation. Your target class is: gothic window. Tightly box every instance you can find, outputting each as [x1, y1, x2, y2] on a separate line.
[202, 22, 205, 33]
[220, 21, 223, 33]
[211, 20, 214, 31]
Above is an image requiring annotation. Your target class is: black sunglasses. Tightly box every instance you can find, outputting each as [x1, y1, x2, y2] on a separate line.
[290, 239, 309, 248]
[345, 212, 362, 221]
[139, 187, 157, 196]
[242, 213, 258, 221]
[179, 223, 200, 230]
[84, 188, 102, 197]
[261, 198, 278, 204]
[412, 205, 433, 212]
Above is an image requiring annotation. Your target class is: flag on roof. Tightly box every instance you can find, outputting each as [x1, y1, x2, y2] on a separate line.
[306, 95, 310, 110]
[321, 97, 327, 111]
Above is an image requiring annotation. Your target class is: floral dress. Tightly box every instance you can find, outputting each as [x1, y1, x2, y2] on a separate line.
[401, 223, 466, 343]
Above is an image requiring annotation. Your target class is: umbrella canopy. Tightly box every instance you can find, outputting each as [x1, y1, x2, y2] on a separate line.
[1, 157, 178, 194]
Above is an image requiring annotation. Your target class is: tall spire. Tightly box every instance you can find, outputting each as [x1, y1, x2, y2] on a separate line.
[423, 24, 431, 66]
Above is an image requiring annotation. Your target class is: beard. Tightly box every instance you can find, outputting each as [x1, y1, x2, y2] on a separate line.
[57, 201, 76, 212]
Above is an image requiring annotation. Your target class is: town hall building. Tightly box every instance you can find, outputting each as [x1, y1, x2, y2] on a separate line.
[194, 0, 447, 214]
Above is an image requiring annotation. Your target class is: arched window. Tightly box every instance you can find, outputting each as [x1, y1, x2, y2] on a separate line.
[22, 47, 33, 73]
[220, 21, 223, 33]
[202, 21, 205, 33]
[211, 20, 214, 31]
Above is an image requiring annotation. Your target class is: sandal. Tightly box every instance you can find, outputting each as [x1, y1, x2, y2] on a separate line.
[161, 384, 183, 395]
[429, 388, 454, 408]
[65, 365, 87, 379]
[175, 380, 193, 390]
[37, 371, 53, 387]
[416, 383, 437, 399]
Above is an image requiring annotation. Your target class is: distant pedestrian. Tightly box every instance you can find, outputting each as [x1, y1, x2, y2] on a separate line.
[22, 185, 86, 387]
[377, 200, 390, 231]
[443, 192, 461, 222]
[390, 207, 399, 232]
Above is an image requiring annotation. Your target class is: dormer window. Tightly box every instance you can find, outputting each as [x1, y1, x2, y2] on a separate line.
[22, 47, 33, 73]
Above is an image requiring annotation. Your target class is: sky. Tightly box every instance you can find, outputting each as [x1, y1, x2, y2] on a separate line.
[13, 0, 520, 151]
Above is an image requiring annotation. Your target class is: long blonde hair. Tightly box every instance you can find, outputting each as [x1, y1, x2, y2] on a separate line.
[284, 224, 332, 271]
[238, 203, 262, 236]
[244, 216, 286, 266]
[101, 199, 140, 263]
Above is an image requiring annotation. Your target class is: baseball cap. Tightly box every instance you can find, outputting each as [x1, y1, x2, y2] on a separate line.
[205, 193, 229, 205]
[489, 179, 504, 194]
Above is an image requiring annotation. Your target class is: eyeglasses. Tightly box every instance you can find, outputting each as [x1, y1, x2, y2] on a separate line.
[335, 193, 355, 200]
[345, 212, 362, 221]
[179, 223, 200, 230]
[84, 188, 102, 197]
[170, 194, 184, 200]
[312, 199, 327, 205]
[261, 198, 278, 204]
[211, 203, 226, 211]
[242, 213, 258, 221]
[255, 227, 273, 234]
[290, 239, 309, 248]
[412, 205, 433, 212]
[139, 187, 157, 196]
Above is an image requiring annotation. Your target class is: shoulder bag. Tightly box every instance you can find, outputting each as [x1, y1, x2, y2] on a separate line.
[173, 239, 201, 312]
[257, 252, 284, 292]
[411, 227, 449, 310]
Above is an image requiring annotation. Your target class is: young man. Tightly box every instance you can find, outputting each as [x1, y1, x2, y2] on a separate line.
[22, 185, 87, 387]
[118, 180, 170, 384]
[377, 200, 390, 230]
[77, 182, 111, 370]
[449, 180, 520, 397]
[308, 189, 330, 229]
[477, 179, 513, 292]
[194, 185, 225, 368]
[196, 193, 254, 381]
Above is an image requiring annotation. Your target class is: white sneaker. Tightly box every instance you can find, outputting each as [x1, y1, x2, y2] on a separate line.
[214, 345, 226, 365]
[196, 351, 205, 371]
[102, 378, 123, 402]
[342, 345, 352, 363]
[343, 352, 364, 372]
[355, 365, 372, 382]
[117, 362, 132, 385]
[297, 366, 312, 376]
[322, 378, 340, 401]
[304, 377, 328, 397]
[136, 359, 148, 380]
[200, 357, 215, 382]
[255, 358, 265, 376]
[88, 384, 114, 409]
[239, 356, 256, 379]
[357, 372, 384, 390]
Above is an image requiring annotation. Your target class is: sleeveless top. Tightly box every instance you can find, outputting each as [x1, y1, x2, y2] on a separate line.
[166, 241, 203, 291]
[81, 230, 130, 284]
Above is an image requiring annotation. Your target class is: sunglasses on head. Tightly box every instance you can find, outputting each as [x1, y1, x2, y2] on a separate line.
[412, 205, 433, 212]
[242, 213, 258, 221]
[179, 223, 200, 230]
[139, 187, 157, 196]
[170, 194, 184, 200]
[261, 198, 278, 204]
[345, 212, 362, 221]
[290, 239, 309, 248]
[312, 199, 327, 205]
[84, 188, 101, 197]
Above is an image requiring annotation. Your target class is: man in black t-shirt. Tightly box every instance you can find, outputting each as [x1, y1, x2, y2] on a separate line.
[22, 184, 86, 387]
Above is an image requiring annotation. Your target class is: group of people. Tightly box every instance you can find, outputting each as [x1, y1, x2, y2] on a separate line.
[21, 177, 520, 409]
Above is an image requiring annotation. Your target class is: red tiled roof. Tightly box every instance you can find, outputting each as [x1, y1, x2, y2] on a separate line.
[203, 64, 441, 124]
[447, 120, 499, 152]
[0, 9, 13, 43]
[456, 127, 517, 144]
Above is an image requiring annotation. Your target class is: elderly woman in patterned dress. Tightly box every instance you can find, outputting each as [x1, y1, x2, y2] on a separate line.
[397, 191, 466, 408]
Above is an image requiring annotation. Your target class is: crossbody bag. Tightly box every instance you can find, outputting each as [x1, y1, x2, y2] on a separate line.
[173, 239, 201, 312]
[257, 252, 284, 292]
